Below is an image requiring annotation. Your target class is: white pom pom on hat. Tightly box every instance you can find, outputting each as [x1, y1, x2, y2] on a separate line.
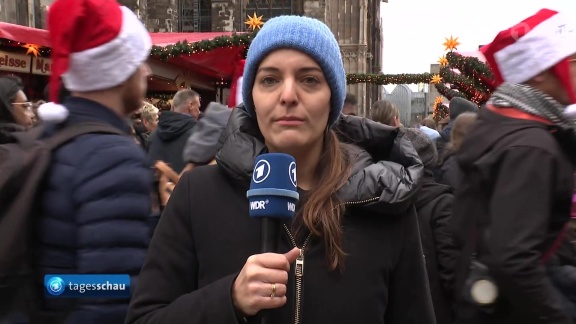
[38, 102, 69, 123]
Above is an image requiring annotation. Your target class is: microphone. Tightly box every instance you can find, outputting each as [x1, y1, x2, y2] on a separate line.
[247, 153, 299, 253]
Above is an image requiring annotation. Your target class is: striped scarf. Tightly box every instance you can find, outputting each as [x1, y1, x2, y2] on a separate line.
[489, 83, 576, 142]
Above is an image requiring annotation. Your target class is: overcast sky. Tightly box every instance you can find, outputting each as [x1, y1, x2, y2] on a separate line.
[380, 0, 576, 76]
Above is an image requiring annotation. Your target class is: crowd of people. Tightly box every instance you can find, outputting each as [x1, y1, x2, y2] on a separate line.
[0, 0, 575, 323]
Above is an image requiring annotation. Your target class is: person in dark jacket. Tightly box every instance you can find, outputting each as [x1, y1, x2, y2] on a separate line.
[0, 75, 33, 143]
[436, 112, 478, 189]
[30, 1, 154, 323]
[126, 16, 434, 324]
[451, 9, 576, 324]
[405, 128, 457, 324]
[148, 89, 199, 173]
[434, 97, 478, 157]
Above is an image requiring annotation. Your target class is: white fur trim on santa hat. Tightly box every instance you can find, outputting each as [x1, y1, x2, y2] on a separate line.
[494, 12, 576, 84]
[38, 102, 69, 123]
[62, 7, 152, 93]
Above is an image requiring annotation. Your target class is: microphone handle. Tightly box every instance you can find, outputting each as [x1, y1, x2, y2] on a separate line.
[260, 217, 279, 324]
[261, 217, 279, 253]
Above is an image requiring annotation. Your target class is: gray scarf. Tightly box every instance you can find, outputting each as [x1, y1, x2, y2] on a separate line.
[489, 83, 576, 141]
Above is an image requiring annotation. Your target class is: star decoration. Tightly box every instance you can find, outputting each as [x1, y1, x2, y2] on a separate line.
[245, 12, 264, 31]
[438, 56, 448, 66]
[443, 36, 461, 52]
[431, 74, 443, 84]
[22, 43, 40, 57]
[434, 96, 443, 105]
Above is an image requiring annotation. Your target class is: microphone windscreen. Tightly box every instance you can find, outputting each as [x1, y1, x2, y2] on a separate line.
[247, 153, 299, 218]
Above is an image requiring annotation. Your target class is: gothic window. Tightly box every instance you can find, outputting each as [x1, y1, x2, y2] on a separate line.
[243, 0, 294, 30]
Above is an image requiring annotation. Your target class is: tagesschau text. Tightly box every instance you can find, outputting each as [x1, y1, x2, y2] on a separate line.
[44, 274, 130, 298]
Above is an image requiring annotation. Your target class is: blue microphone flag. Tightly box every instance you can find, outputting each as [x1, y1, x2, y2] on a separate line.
[247, 153, 299, 218]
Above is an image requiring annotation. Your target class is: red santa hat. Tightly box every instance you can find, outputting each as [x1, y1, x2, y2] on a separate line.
[481, 9, 576, 104]
[40, 0, 151, 122]
[227, 59, 245, 108]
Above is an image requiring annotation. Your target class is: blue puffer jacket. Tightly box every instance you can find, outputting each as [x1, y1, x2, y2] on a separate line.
[36, 97, 153, 323]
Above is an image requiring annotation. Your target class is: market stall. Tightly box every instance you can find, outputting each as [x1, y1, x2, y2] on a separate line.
[0, 22, 246, 107]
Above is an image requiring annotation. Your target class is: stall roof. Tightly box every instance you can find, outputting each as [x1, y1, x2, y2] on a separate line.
[0, 22, 244, 79]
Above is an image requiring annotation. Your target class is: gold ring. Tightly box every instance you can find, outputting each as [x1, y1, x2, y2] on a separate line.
[271, 283, 276, 298]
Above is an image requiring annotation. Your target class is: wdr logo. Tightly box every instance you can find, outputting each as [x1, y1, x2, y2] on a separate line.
[250, 200, 269, 210]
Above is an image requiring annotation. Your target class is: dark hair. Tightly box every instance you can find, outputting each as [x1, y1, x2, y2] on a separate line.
[295, 131, 351, 271]
[0, 76, 24, 122]
[0, 76, 23, 102]
[344, 93, 357, 106]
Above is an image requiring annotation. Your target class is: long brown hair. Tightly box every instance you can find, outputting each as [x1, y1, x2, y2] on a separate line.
[440, 112, 477, 163]
[296, 130, 351, 271]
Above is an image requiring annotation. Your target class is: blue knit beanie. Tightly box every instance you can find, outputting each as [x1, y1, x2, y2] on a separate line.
[242, 15, 346, 127]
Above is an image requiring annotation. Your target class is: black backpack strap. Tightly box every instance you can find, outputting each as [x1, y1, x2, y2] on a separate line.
[44, 122, 127, 151]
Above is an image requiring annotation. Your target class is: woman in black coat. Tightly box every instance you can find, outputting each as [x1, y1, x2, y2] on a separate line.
[126, 16, 434, 324]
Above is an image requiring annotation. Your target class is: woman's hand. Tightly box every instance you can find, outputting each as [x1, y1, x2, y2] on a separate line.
[232, 248, 300, 316]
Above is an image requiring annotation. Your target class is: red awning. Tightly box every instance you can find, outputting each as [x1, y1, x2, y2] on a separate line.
[0, 22, 244, 79]
[150, 32, 235, 46]
[0, 22, 50, 47]
[149, 32, 246, 79]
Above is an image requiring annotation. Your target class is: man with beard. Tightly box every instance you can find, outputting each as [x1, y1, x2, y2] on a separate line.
[451, 9, 576, 324]
[33, 0, 153, 323]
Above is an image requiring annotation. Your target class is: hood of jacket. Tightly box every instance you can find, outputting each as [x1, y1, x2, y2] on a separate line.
[183, 102, 232, 164]
[156, 111, 196, 141]
[216, 106, 423, 216]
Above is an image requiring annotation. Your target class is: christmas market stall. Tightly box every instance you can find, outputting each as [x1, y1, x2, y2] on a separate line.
[0, 22, 248, 111]
[0, 22, 51, 100]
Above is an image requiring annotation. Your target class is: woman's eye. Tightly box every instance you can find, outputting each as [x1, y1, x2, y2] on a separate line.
[302, 76, 320, 84]
[259, 77, 277, 85]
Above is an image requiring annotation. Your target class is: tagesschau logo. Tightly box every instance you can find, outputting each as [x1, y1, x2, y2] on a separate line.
[44, 274, 130, 298]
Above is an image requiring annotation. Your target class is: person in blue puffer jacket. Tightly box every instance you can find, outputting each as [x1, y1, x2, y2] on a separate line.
[29, 0, 155, 323]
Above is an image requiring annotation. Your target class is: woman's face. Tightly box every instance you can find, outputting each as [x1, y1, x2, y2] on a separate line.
[252, 49, 331, 154]
[11, 90, 33, 127]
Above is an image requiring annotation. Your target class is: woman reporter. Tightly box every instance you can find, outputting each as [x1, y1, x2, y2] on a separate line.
[126, 16, 433, 324]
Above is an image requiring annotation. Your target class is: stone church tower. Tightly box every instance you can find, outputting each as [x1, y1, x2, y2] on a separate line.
[119, 0, 385, 116]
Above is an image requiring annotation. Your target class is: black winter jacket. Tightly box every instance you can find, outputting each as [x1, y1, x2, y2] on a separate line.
[125, 108, 436, 324]
[451, 107, 575, 324]
[414, 169, 457, 324]
[437, 152, 462, 189]
[148, 111, 196, 173]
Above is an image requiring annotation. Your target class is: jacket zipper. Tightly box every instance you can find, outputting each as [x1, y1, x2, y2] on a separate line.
[342, 197, 379, 206]
[283, 224, 312, 324]
[282, 196, 377, 324]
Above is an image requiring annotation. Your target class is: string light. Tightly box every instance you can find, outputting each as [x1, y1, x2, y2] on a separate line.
[347, 73, 433, 85]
